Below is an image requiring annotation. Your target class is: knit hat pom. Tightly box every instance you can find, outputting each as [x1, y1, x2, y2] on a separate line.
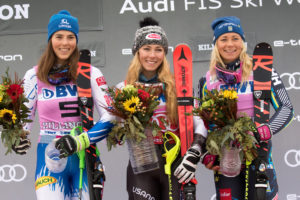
[139, 17, 159, 28]
[58, 10, 71, 16]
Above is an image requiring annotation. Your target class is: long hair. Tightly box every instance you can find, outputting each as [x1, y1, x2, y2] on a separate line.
[126, 53, 178, 124]
[36, 41, 79, 84]
[209, 42, 252, 83]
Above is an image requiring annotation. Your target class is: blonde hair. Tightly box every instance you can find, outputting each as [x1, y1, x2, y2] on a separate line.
[209, 42, 252, 83]
[126, 53, 178, 123]
[37, 41, 79, 84]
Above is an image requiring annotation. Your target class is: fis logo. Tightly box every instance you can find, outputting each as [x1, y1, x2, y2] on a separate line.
[42, 85, 77, 99]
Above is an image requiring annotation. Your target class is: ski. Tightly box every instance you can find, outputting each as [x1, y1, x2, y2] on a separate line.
[77, 49, 103, 200]
[246, 42, 273, 200]
[173, 44, 197, 200]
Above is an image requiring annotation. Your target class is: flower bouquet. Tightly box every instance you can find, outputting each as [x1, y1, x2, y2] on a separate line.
[193, 89, 258, 176]
[105, 83, 161, 150]
[0, 68, 32, 154]
[105, 83, 162, 174]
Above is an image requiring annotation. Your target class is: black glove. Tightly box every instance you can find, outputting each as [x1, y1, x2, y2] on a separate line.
[12, 137, 31, 155]
[55, 131, 90, 158]
[174, 146, 201, 183]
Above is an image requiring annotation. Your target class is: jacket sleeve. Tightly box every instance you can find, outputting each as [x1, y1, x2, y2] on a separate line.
[86, 66, 115, 144]
[23, 68, 38, 132]
[268, 67, 294, 135]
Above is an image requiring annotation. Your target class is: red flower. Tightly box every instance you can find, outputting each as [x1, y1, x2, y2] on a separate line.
[6, 84, 24, 102]
[138, 89, 150, 101]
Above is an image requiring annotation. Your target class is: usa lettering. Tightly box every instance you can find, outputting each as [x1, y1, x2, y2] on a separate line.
[0, 4, 30, 20]
[120, 0, 175, 14]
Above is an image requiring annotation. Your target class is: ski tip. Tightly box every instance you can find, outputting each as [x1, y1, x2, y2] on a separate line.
[79, 49, 91, 63]
[253, 42, 273, 56]
[174, 43, 190, 48]
[254, 42, 272, 49]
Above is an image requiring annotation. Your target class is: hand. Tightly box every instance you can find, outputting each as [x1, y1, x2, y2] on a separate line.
[201, 152, 219, 171]
[12, 137, 31, 155]
[256, 124, 272, 142]
[174, 146, 201, 183]
[55, 132, 90, 158]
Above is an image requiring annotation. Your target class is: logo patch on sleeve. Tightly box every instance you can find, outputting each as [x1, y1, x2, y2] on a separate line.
[96, 76, 107, 86]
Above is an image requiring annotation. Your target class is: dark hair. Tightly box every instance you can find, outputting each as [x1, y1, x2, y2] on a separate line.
[37, 41, 79, 84]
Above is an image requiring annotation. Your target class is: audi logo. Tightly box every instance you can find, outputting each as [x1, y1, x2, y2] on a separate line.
[284, 149, 300, 167]
[0, 164, 27, 182]
[280, 72, 300, 90]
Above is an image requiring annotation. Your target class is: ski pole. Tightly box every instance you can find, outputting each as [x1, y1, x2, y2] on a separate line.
[71, 126, 85, 200]
[162, 131, 181, 200]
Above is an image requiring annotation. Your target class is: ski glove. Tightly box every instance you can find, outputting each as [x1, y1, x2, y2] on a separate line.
[256, 124, 272, 142]
[55, 132, 90, 158]
[12, 137, 31, 155]
[174, 146, 201, 183]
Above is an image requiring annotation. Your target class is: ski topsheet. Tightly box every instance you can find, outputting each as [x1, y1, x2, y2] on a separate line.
[173, 44, 194, 157]
[250, 42, 273, 200]
[173, 44, 196, 200]
[77, 49, 102, 200]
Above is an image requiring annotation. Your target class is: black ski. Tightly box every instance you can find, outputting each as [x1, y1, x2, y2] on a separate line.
[77, 49, 103, 200]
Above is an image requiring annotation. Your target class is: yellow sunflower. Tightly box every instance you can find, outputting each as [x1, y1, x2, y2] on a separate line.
[12, 113, 17, 124]
[0, 108, 13, 118]
[123, 96, 140, 114]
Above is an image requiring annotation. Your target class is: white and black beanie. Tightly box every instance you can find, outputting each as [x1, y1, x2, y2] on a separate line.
[132, 17, 168, 55]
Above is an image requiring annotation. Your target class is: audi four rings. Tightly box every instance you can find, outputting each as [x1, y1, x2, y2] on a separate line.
[0, 164, 27, 182]
[284, 149, 300, 168]
[280, 72, 300, 90]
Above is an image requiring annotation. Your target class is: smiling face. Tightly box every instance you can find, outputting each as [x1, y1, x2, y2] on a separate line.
[138, 44, 165, 79]
[216, 32, 243, 64]
[51, 30, 77, 64]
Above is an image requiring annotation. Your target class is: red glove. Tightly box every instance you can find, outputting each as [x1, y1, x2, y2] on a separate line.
[257, 124, 272, 141]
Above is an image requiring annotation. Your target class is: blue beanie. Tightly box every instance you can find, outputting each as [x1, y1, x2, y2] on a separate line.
[211, 16, 245, 44]
[47, 10, 79, 42]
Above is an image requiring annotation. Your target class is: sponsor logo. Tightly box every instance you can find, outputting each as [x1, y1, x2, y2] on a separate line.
[0, 164, 27, 182]
[119, 0, 299, 14]
[0, 54, 22, 61]
[120, 0, 175, 14]
[104, 95, 112, 107]
[284, 149, 300, 167]
[274, 39, 300, 47]
[42, 121, 81, 131]
[0, 4, 30, 20]
[280, 72, 300, 90]
[96, 76, 107, 86]
[121, 46, 174, 55]
[132, 186, 155, 200]
[219, 188, 232, 200]
[146, 33, 161, 40]
[58, 18, 72, 29]
[42, 85, 77, 99]
[287, 194, 300, 200]
[35, 176, 57, 190]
